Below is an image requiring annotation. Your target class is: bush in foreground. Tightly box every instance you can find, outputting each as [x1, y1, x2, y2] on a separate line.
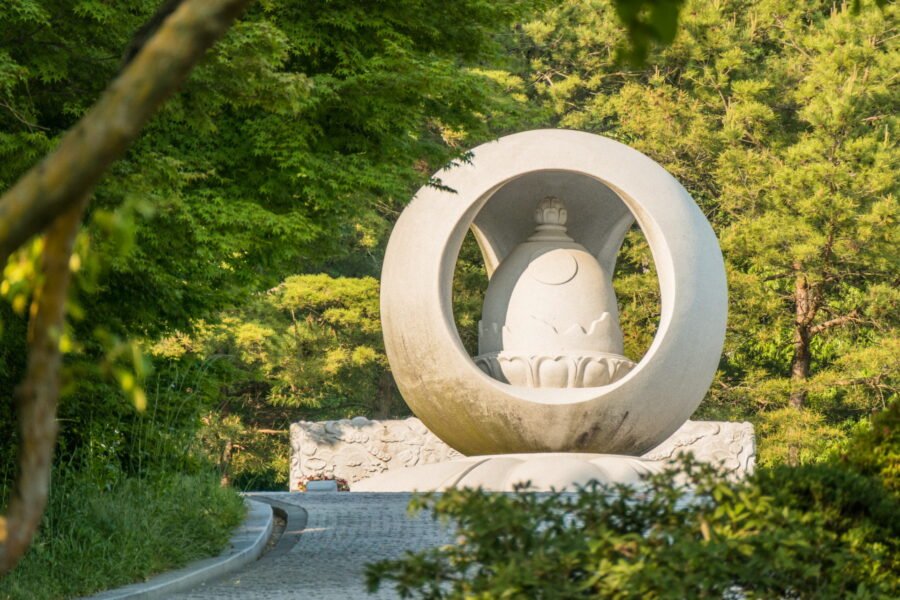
[367, 405, 899, 599]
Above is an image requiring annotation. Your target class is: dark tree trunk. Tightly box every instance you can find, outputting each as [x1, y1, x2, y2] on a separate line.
[787, 267, 818, 466]
[790, 326, 811, 409]
[375, 372, 396, 419]
[220, 440, 234, 487]
[789, 269, 815, 410]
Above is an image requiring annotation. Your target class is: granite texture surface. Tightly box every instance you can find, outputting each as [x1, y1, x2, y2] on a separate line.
[290, 417, 755, 491]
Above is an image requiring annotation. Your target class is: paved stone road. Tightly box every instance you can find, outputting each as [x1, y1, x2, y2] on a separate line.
[174, 493, 453, 599]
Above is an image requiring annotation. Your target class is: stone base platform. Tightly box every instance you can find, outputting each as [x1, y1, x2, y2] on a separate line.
[352, 453, 663, 492]
[291, 418, 755, 492]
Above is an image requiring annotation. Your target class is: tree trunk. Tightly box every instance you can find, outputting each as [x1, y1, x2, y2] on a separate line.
[787, 268, 818, 466]
[0, 0, 254, 576]
[0, 196, 88, 574]
[790, 326, 811, 409]
[789, 269, 814, 410]
[375, 372, 396, 419]
[220, 440, 234, 487]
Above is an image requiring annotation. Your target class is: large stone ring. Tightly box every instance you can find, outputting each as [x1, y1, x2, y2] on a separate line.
[381, 129, 727, 456]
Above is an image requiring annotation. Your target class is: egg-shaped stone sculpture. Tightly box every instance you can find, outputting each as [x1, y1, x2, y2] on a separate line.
[475, 196, 635, 388]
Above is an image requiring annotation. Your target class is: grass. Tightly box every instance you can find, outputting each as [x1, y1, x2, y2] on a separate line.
[0, 470, 244, 600]
[0, 356, 249, 599]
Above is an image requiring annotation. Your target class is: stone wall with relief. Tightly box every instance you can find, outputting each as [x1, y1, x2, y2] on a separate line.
[289, 417, 463, 491]
[641, 420, 756, 479]
[289, 417, 754, 491]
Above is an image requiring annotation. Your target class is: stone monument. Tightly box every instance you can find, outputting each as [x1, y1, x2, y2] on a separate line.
[332, 129, 742, 491]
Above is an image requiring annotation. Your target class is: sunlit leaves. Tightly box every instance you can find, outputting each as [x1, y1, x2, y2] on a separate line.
[367, 451, 900, 597]
[165, 273, 393, 418]
[523, 0, 898, 459]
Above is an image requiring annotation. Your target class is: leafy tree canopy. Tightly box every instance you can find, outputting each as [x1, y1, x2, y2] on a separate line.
[0, 0, 550, 339]
[518, 0, 897, 462]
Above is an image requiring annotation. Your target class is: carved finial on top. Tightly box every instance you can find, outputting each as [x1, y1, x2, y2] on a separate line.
[534, 196, 568, 227]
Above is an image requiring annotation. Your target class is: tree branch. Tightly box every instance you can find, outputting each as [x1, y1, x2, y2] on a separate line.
[810, 309, 861, 336]
[0, 101, 50, 132]
[762, 271, 793, 282]
[0, 0, 255, 575]
[0, 0, 254, 268]
[0, 194, 88, 575]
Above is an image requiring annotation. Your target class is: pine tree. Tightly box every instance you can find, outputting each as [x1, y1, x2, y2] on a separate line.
[520, 0, 898, 463]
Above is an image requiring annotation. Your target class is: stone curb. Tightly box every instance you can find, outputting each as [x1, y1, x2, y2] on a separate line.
[243, 494, 308, 560]
[84, 498, 273, 600]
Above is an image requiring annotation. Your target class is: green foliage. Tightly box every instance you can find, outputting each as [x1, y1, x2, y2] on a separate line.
[176, 273, 396, 417]
[367, 409, 900, 598]
[753, 406, 844, 467]
[153, 273, 405, 489]
[453, 233, 490, 356]
[0, 361, 243, 595]
[834, 399, 900, 495]
[198, 413, 291, 490]
[89, 0, 550, 337]
[612, 226, 660, 362]
[0, 0, 688, 340]
[52, 357, 221, 481]
[520, 0, 899, 459]
[1, 0, 552, 344]
[0, 470, 243, 600]
[0, 350, 228, 500]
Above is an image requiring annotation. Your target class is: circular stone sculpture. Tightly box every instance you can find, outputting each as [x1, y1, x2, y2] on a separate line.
[381, 129, 727, 457]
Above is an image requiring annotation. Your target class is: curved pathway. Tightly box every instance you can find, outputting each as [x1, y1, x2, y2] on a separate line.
[173, 493, 452, 599]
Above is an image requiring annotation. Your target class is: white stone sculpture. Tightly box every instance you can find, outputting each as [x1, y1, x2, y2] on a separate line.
[312, 128, 749, 492]
[290, 417, 755, 491]
[474, 196, 635, 388]
[380, 129, 728, 457]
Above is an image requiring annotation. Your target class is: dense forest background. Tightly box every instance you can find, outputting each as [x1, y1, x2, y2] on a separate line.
[0, 0, 896, 491]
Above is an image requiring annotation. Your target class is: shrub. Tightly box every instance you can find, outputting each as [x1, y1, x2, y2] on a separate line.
[175, 274, 398, 418]
[837, 400, 900, 496]
[159, 273, 411, 489]
[367, 408, 900, 599]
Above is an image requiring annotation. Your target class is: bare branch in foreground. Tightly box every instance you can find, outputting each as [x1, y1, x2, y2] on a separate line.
[0, 195, 88, 575]
[0, 0, 255, 575]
